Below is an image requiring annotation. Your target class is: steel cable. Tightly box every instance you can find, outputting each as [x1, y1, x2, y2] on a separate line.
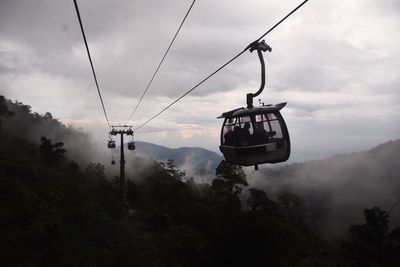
[126, 0, 197, 123]
[134, 0, 310, 131]
[73, 0, 111, 128]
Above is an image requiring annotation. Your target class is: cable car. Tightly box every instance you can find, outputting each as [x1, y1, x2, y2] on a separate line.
[218, 40, 290, 169]
[108, 140, 116, 149]
[128, 141, 135, 151]
[127, 132, 135, 151]
[218, 102, 290, 167]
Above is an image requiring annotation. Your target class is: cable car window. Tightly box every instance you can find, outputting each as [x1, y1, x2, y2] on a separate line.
[237, 116, 253, 146]
[270, 120, 283, 138]
[256, 114, 263, 122]
[266, 113, 277, 120]
[222, 117, 237, 145]
[239, 116, 251, 124]
[260, 121, 270, 132]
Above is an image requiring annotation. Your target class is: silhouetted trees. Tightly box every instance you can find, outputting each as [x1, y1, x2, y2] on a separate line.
[247, 188, 280, 216]
[211, 161, 246, 200]
[350, 206, 400, 265]
[2, 96, 400, 266]
[0, 95, 14, 130]
[3, 125, 399, 266]
[39, 136, 66, 161]
[278, 191, 307, 228]
[208, 160, 247, 214]
[84, 162, 106, 181]
[163, 158, 186, 181]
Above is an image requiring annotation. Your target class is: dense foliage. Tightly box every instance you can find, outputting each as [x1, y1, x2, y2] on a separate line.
[1, 96, 399, 266]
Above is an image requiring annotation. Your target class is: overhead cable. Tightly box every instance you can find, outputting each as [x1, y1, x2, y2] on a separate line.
[73, 0, 111, 127]
[126, 0, 197, 123]
[134, 0, 310, 131]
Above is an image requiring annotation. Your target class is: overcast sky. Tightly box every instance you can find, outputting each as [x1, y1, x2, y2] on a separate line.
[1, 0, 399, 161]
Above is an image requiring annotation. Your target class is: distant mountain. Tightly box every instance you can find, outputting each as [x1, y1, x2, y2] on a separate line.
[253, 139, 400, 240]
[132, 141, 223, 178]
[0, 96, 222, 180]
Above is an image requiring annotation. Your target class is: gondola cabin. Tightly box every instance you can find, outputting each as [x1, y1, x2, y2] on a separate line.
[108, 140, 116, 149]
[127, 141, 135, 151]
[218, 102, 290, 167]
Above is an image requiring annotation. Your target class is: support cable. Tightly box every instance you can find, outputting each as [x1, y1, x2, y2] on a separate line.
[126, 0, 196, 123]
[134, 0, 309, 131]
[73, 0, 111, 128]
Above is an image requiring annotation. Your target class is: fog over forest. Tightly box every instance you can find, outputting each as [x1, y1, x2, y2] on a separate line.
[248, 140, 400, 240]
[3, 96, 399, 243]
[1, 0, 400, 265]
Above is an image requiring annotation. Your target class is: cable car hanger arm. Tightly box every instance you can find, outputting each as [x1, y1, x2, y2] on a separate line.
[246, 40, 271, 108]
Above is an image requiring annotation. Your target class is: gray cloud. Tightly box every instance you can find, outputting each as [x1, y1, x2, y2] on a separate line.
[1, 0, 399, 160]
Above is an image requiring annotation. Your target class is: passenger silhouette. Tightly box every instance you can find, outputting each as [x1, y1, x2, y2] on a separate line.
[224, 126, 234, 145]
[239, 122, 251, 146]
[252, 122, 268, 145]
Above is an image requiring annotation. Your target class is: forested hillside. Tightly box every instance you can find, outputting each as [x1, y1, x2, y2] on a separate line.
[250, 139, 400, 240]
[0, 96, 222, 179]
[1, 95, 399, 266]
[134, 141, 222, 177]
[1, 97, 98, 165]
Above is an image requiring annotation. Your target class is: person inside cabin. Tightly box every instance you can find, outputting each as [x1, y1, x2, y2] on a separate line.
[224, 126, 234, 145]
[239, 122, 251, 146]
[252, 122, 268, 145]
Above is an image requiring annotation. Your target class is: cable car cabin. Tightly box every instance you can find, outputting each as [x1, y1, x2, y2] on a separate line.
[127, 141, 135, 151]
[218, 102, 290, 167]
[108, 140, 116, 149]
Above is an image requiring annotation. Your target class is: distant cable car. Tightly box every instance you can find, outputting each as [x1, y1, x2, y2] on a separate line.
[108, 140, 116, 149]
[218, 40, 290, 170]
[127, 133, 135, 151]
[128, 141, 135, 151]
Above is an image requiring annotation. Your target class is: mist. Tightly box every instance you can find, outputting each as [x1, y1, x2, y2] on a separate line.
[246, 140, 400, 240]
[1, 97, 129, 179]
[3, 95, 399, 242]
[1, 96, 214, 183]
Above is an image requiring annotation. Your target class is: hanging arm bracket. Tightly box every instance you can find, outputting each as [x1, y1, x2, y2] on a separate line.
[246, 40, 271, 108]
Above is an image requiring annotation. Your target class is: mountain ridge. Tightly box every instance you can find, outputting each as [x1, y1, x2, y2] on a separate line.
[131, 141, 223, 177]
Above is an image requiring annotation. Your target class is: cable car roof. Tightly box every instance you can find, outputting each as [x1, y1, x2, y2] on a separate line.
[217, 102, 287, 119]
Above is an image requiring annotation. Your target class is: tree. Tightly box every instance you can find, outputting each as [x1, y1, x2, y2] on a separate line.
[165, 159, 186, 181]
[0, 95, 14, 130]
[278, 192, 306, 227]
[210, 160, 248, 211]
[14, 100, 31, 114]
[248, 188, 269, 210]
[213, 160, 248, 197]
[0, 95, 13, 117]
[84, 162, 106, 181]
[350, 206, 400, 264]
[39, 136, 66, 161]
[43, 112, 53, 119]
